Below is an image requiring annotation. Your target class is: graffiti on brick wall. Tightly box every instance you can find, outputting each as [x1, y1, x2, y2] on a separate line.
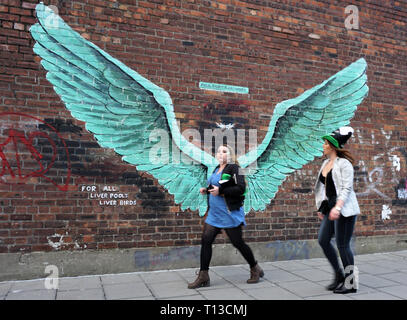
[395, 178, 407, 201]
[354, 128, 407, 212]
[46, 232, 88, 250]
[266, 240, 310, 260]
[0, 112, 71, 191]
[266, 238, 356, 260]
[354, 128, 406, 223]
[134, 247, 199, 268]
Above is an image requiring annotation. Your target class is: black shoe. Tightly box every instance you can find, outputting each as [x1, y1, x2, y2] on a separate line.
[327, 271, 345, 291]
[333, 282, 357, 294]
[333, 272, 358, 294]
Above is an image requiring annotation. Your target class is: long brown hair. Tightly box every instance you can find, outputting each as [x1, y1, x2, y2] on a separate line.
[327, 141, 355, 165]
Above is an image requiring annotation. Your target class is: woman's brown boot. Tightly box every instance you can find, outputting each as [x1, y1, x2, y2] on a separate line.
[187, 270, 210, 289]
[247, 264, 264, 283]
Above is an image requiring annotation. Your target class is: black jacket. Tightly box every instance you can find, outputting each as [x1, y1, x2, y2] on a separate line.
[210, 163, 246, 212]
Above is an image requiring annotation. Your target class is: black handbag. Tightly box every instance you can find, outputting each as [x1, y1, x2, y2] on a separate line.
[318, 197, 337, 215]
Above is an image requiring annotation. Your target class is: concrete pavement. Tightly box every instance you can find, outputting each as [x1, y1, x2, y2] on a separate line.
[1, 250, 407, 300]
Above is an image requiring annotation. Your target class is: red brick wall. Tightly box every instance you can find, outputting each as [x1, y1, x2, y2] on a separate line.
[0, 0, 406, 254]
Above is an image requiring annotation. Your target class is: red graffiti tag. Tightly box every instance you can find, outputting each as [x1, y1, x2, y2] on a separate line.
[0, 112, 71, 192]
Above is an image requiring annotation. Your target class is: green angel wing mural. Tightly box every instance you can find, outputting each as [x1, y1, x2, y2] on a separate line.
[30, 3, 368, 216]
[238, 58, 368, 213]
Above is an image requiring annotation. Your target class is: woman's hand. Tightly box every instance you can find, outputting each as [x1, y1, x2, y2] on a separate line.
[317, 212, 324, 221]
[328, 208, 341, 221]
[208, 186, 219, 196]
[199, 187, 207, 195]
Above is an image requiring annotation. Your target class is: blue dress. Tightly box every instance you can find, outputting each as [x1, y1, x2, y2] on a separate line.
[205, 170, 246, 228]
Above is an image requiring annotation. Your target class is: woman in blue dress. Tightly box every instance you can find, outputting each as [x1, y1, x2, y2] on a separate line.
[188, 145, 264, 289]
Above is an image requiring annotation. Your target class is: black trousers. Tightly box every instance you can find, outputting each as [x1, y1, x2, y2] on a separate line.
[200, 223, 257, 271]
[318, 214, 357, 273]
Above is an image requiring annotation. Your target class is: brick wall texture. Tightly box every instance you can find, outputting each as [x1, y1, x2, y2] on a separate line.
[0, 0, 406, 254]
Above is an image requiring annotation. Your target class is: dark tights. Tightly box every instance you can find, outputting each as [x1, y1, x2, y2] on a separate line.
[200, 223, 257, 271]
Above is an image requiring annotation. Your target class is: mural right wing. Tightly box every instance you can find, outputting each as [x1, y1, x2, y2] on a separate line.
[238, 58, 369, 214]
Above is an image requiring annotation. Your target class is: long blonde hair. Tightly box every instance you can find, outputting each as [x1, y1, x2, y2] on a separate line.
[220, 144, 248, 190]
[221, 144, 240, 166]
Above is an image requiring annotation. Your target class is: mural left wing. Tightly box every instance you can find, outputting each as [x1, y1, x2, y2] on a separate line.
[30, 3, 213, 216]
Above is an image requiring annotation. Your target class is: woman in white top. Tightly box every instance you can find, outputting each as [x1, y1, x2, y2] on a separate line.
[315, 127, 360, 294]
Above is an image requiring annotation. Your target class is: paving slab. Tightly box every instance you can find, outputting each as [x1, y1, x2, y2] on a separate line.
[101, 273, 143, 285]
[0, 282, 12, 296]
[351, 291, 402, 300]
[140, 271, 184, 284]
[210, 266, 248, 277]
[232, 278, 275, 290]
[6, 289, 56, 300]
[244, 285, 301, 300]
[391, 251, 407, 258]
[56, 288, 105, 300]
[380, 252, 407, 261]
[290, 268, 333, 282]
[199, 287, 254, 300]
[163, 294, 206, 300]
[10, 279, 47, 291]
[358, 263, 397, 275]
[369, 260, 407, 271]
[380, 272, 407, 285]
[58, 276, 102, 291]
[299, 258, 331, 267]
[358, 273, 400, 288]
[277, 280, 327, 298]
[355, 253, 387, 262]
[343, 284, 381, 297]
[121, 296, 156, 300]
[271, 260, 312, 271]
[149, 280, 196, 299]
[103, 282, 152, 299]
[378, 285, 407, 299]
[305, 293, 353, 300]
[262, 269, 303, 283]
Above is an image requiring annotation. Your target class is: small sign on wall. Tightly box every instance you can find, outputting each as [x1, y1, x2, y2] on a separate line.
[199, 82, 249, 94]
